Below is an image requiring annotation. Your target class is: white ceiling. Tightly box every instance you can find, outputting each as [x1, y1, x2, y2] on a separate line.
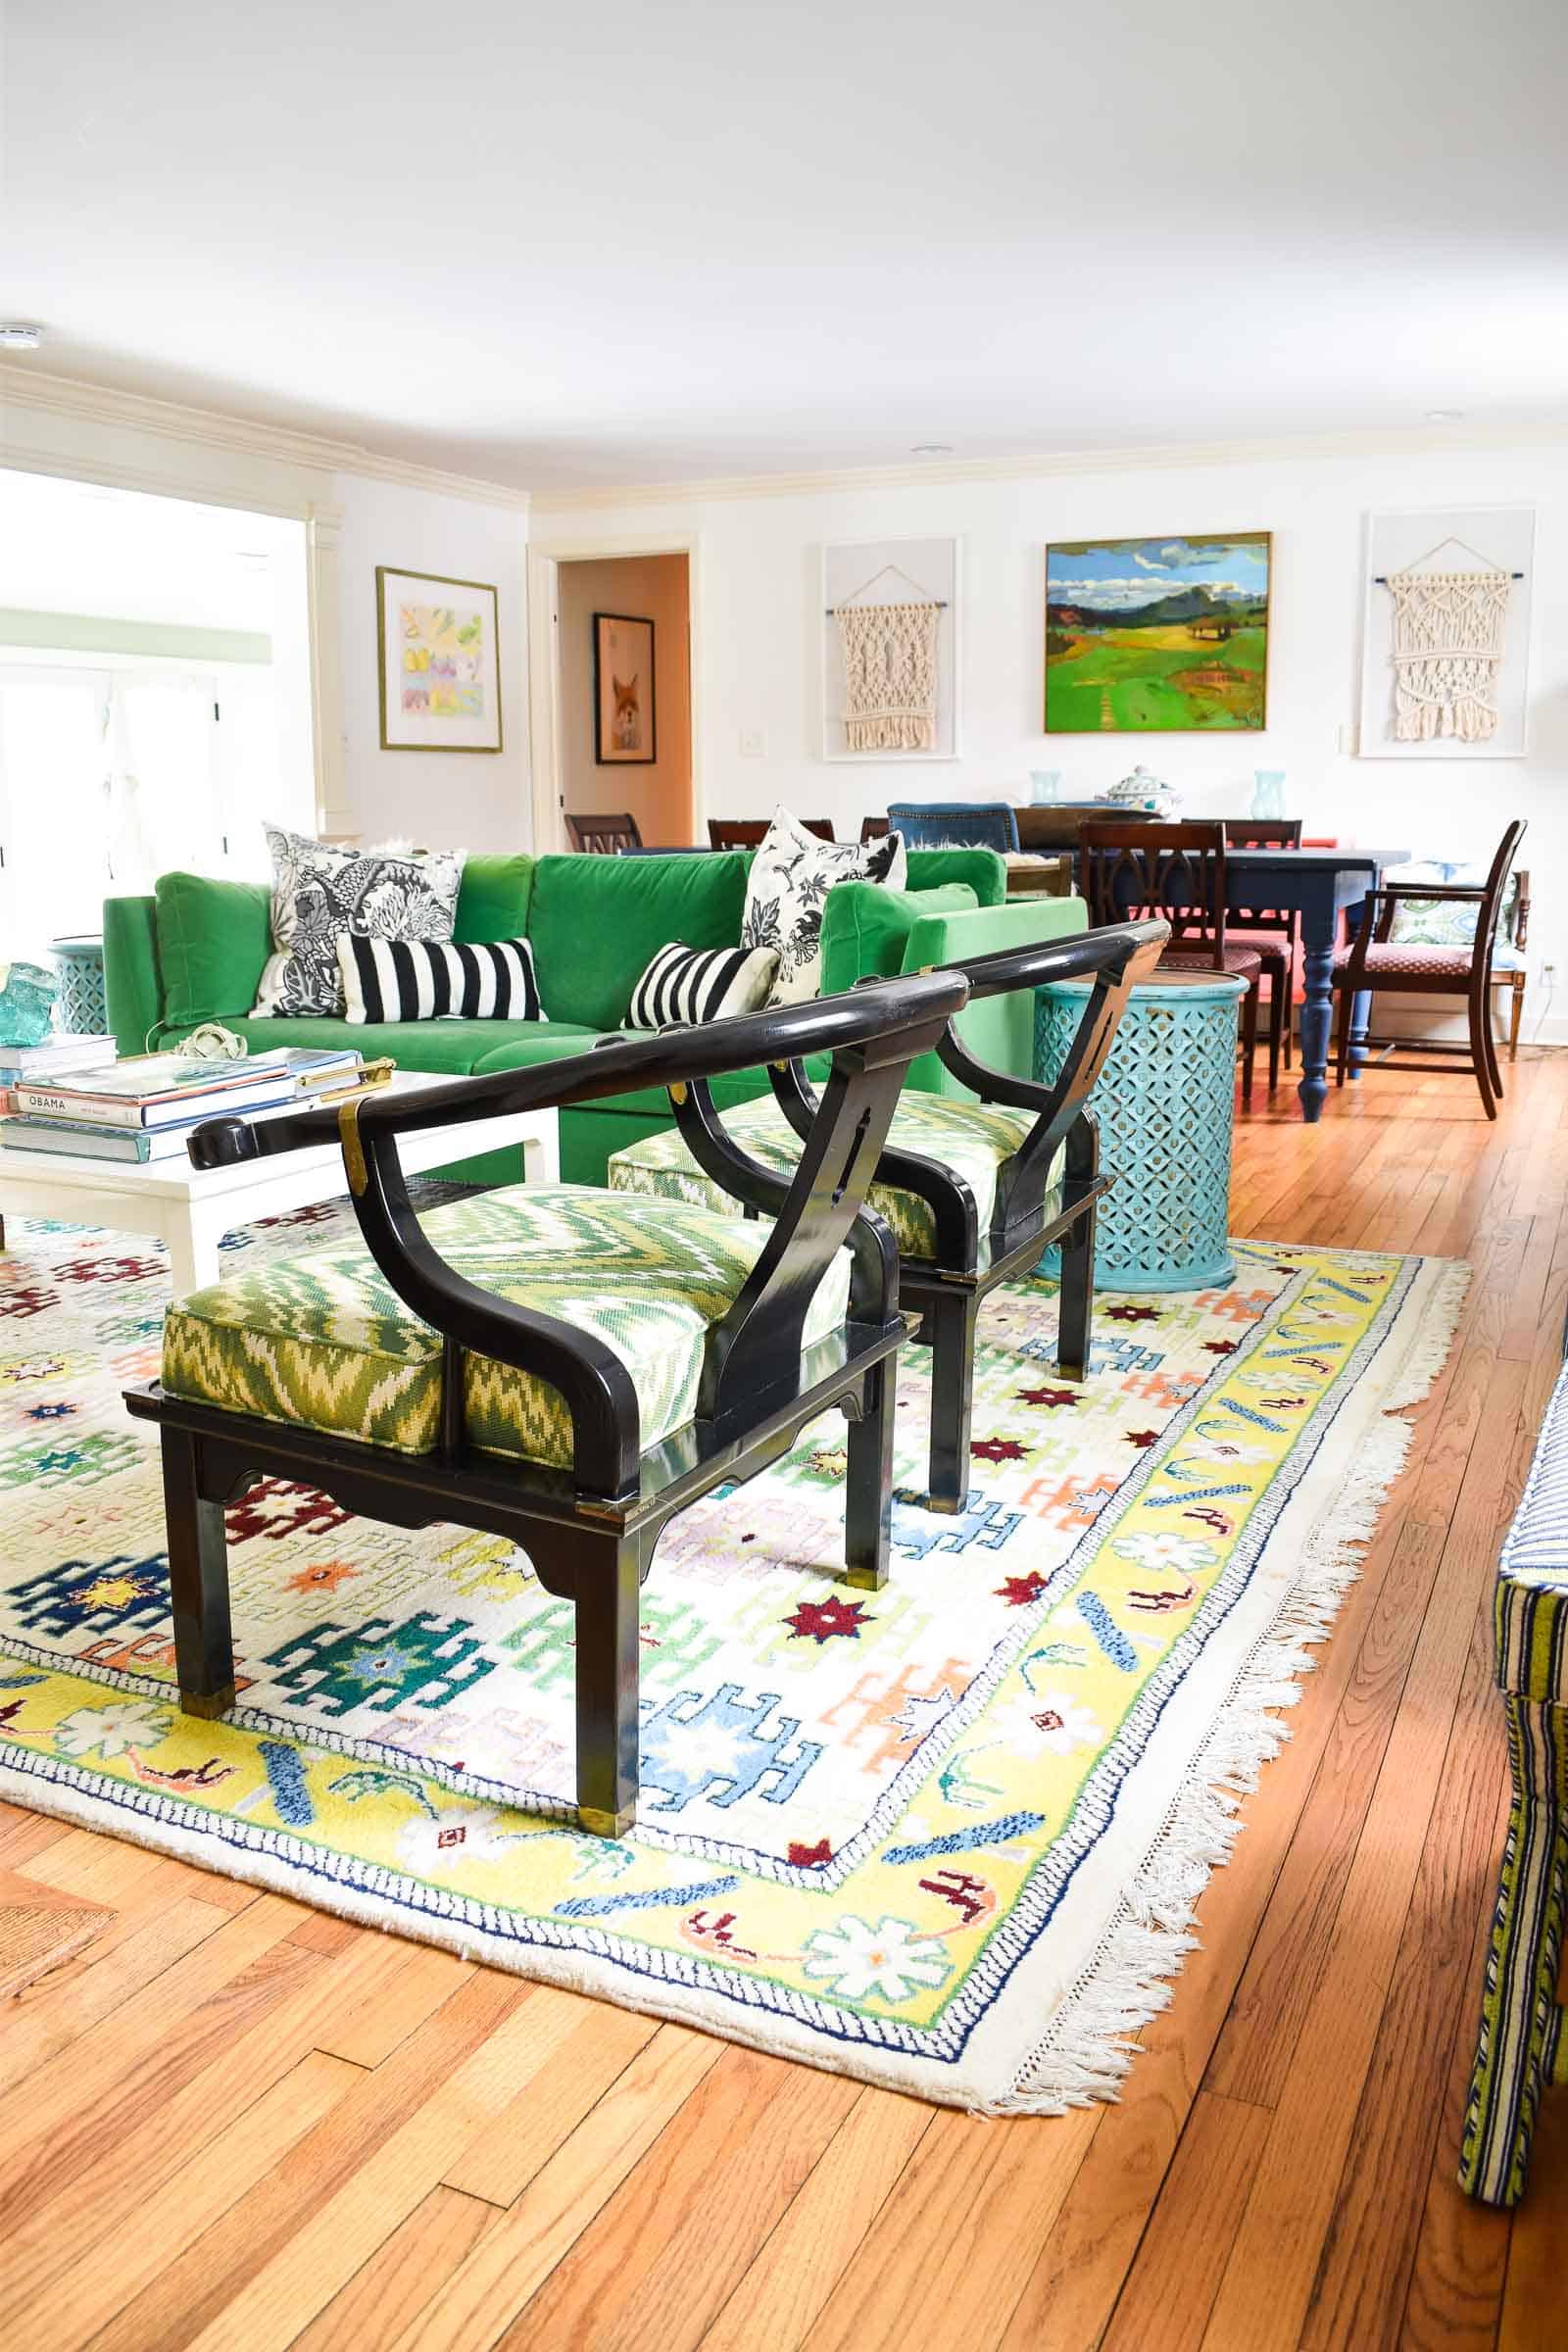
[3, 1, 1565, 493]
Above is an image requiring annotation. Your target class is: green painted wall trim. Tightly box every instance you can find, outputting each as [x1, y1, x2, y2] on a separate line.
[0, 610, 272, 663]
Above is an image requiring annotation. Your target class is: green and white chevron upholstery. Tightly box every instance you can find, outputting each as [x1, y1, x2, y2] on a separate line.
[608, 1092, 1040, 1260]
[162, 1182, 851, 1469]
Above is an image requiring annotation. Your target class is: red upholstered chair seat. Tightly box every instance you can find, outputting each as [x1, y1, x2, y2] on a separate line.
[1158, 943, 1264, 977]
[1331, 942, 1473, 983]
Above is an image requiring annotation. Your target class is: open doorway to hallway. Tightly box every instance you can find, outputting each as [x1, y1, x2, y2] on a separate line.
[555, 552, 692, 848]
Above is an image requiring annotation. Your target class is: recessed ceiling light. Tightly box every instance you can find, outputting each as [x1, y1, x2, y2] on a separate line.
[0, 322, 44, 350]
[1424, 408, 1464, 422]
[910, 443, 954, 456]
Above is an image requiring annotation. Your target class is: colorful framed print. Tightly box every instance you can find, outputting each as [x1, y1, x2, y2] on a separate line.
[593, 612, 657, 765]
[1045, 532, 1271, 733]
[376, 567, 503, 753]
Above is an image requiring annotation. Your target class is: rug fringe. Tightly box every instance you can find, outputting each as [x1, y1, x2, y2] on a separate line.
[990, 1252, 1470, 2115]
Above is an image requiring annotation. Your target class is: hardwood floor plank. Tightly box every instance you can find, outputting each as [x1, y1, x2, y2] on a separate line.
[499, 2046, 861, 2352]
[312, 1937, 475, 2068]
[440, 1990, 659, 2207]
[290, 2184, 498, 2352]
[1497, 2081, 1568, 2351]
[387, 2024, 724, 2352]
[0, 1890, 225, 2095]
[702, 2086, 933, 2352]
[1100, 2090, 1271, 2352]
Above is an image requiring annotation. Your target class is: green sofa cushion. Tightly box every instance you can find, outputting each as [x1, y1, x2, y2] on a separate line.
[526, 853, 751, 1029]
[155, 873, 274, 1030]
[453, 854, 536, 945]
[172, 1012, 598, 1076]
[103, 895, 166, 1057]
[903, 848, 1007, 906]
[162, 1180, 850, 1469]
[817, 882, 976, 996]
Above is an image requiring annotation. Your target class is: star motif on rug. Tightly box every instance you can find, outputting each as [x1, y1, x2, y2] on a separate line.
[283, 1560, 360, 1597]
[1124, 1430, 1158, 1449]
[24, 1400, 76, 1421]
[808, 1445, 849, 1480]
[971, 1437, 1026, 1463]
[1017, 1387, 1079, 1408]
[785, 1595, 870, 1644]
[1105, 1305, 1160, 1323]
[789, 1838, 833, 1868]
[996, 1571, 1050, 1608]
[1203, 1340, 1237, 1354]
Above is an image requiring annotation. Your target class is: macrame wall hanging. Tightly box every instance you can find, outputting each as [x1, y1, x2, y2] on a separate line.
[833, 564, 943, 753]
[1384, 541, 1513, 744]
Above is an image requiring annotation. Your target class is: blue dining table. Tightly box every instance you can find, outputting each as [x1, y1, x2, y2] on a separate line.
[1084, 846, 1410, 1122]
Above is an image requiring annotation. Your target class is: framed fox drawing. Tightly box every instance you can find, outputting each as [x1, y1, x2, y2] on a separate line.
[593, 612, 657, 765]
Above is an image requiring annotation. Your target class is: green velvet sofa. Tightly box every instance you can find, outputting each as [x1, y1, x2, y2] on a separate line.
[103, 848, 1087, 1185]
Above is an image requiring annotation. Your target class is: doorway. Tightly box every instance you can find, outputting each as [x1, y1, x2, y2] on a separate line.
[550, 552, 693, 849]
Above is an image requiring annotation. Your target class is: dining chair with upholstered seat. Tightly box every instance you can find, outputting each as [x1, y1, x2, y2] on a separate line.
[888, 803, 1020, 855]
[1332, 821, 1527, 1119]
[1224, 818, 1302, 1078]
[1079, 819, 1263, 1102]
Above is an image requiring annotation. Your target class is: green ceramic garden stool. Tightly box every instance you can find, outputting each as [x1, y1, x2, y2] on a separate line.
[1458, 1358, 1568, 2206]
[1034, 969, 1246, 1293]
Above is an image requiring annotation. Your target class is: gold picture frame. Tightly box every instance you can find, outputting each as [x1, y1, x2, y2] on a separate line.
[376, 565, 503, 753]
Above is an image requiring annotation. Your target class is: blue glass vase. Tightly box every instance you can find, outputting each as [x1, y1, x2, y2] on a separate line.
[1250, 769, 1288, 820]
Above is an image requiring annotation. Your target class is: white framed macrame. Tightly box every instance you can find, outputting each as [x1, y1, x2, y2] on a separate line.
[1357, 508, 1534, 760]
[821, 537, 959, 761]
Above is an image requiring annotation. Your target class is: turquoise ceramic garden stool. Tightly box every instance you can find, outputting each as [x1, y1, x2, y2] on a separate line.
[50, 934, 108, 1036]
[1034, 970, 1246, 1293]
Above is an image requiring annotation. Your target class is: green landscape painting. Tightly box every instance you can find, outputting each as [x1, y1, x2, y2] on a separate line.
[1045, 531, 1270, 732]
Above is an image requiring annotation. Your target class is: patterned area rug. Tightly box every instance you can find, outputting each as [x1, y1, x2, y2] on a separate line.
[0, 1205, 1465, 2113]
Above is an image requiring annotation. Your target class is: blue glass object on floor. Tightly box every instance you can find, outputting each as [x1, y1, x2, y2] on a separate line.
[1035, 970, 1247, 1293]
[0, 959, 59, 1048]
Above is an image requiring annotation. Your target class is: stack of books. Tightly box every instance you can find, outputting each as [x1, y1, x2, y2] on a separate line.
[0, 1033, 116, 1115]
[0, 1047, 371, 1164]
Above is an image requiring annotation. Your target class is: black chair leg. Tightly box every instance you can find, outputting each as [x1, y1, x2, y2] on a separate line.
[921, 1292, 977, 1515]
[1334, 983, 1352, 1090]
[162, 1429, 235, 1719]
[572, 1532, 643, 1838]
[1056, 1201, 1098, 1379]
[1468, 992, 1498, 1121]
[1267, 968, 1284, 1093]
[844, 1357, 897, 1587]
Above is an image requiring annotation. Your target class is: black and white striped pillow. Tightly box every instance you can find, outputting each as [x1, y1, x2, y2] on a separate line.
[337, 933, 543, 1026]
[625, 941, 780, 1032]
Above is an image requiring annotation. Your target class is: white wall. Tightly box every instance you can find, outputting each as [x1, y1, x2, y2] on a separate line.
[536, 440, 1568, 1033]
[331, 474, 530, 853]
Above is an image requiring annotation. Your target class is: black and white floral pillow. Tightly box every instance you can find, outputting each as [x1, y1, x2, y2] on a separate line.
[252, 824, 466, 1017]
[740, 807, 906, 1005]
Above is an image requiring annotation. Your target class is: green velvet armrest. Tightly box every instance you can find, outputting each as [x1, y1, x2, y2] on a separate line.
[901, 895, 1089, 1094]
[102, 896, 165, 1056]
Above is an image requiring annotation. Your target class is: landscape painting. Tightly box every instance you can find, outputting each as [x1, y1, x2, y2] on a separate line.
[1045, 532, 1270, 732]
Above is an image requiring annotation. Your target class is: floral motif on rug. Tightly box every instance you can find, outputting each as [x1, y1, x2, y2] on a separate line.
[0, 1208, 1465, 2112]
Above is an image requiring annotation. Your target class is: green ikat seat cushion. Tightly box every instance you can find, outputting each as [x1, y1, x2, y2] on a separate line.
[162, 1183, 851, 1470]
[609, 1094, 1043, 1261]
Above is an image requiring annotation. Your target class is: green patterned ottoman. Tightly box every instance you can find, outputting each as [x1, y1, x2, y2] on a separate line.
[1459, 1358, 1568, 2204]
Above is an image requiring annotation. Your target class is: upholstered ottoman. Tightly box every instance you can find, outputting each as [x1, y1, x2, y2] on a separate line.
[1459, 1358, 1568, 2204]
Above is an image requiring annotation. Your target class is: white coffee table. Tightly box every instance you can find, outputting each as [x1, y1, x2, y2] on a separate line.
[0, 1080, 559, 1296]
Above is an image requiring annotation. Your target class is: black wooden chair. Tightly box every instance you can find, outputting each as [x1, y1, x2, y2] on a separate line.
[608, 920, 1169, 1508]
[1079, 819, 1264, 1101]
[126, 971, 966, 1837]
[1224, 818, 1302, 1075]
[1332, 820, 1526, 1120]
[565, 810, 642, 854]
[708, 816, 836, 849]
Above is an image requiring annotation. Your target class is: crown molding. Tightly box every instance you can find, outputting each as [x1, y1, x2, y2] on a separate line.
[0, 363, 531, 512]
[531, 418, 1568, 514]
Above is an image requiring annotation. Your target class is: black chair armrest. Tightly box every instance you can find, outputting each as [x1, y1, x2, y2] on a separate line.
[188, 973, 968, 1495]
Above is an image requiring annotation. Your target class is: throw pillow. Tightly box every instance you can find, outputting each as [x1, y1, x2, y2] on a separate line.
[338, 934, 542, 1025]
[253, 824, 465, 1018]
[624, 941, 779, 1031]
[740, 807, 906, 1006]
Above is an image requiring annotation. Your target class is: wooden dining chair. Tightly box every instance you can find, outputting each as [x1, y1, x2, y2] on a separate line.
[1332, 821, 1527, 1120]
[859, 815, 891, 844]
[708, 817, 835, 850]
[1079, 819, 1263, 1102]
[565, 811, 643, 855]
[1225, 819, 1302, 1075]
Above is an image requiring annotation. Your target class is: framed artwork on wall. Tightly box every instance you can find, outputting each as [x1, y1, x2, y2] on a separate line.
[821, 537, 960, 761]
[1355, 506, 1534, 759]
[376, 567, 502, 752]
[593, 612, 657, 764]
[1044, 532, 1271, 733]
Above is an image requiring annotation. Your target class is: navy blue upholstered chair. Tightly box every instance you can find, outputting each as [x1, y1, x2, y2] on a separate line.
[887, 802, 1020, 855]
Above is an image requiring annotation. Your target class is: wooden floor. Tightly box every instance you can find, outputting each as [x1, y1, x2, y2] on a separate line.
[3, 1053, 1567, 2351]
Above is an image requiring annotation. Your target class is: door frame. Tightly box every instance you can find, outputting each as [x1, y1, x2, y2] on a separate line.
[526, 531, 702, 854]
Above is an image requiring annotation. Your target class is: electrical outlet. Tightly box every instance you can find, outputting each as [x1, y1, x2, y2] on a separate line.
[1544, 961, 1556, 986]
